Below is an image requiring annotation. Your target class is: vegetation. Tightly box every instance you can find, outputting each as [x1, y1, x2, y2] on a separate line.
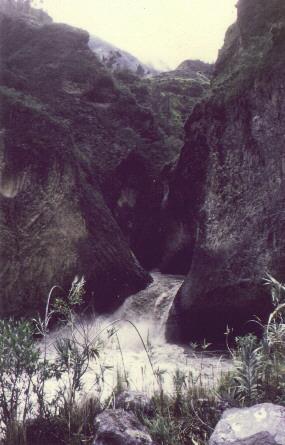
[213, 0, 285, 98]
[0, 278, 104, 445]
[141, 274, 285, 444]
[112, 68, 210, 166]
[0, 274, 284, 444]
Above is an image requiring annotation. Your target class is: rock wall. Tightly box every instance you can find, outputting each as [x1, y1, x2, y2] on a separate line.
[166, 0, 285, 342]
[0, 12, 151, 317]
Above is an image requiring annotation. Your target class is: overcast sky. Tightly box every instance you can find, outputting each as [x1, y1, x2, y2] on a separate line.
[40, 0, 237, 70]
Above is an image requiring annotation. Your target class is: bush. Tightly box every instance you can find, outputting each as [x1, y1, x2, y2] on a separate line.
[218, 274, 285, 407]
[1, 274, 285, 445]
[0, 319, 40, 438]
[144, 372, 221, 445]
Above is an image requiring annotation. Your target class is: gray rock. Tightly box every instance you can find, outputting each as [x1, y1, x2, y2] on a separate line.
[209, 403, 285, 445]
[93, 409, 153, 445]
[0, 12, 151, 317]
[115, 390, 153, 415]
[166, 0, 285, 343]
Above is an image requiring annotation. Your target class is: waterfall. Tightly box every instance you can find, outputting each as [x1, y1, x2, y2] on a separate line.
[45, 273, 230, 399]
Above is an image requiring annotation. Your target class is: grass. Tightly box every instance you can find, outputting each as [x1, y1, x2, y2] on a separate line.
[0, 273, 285, 444]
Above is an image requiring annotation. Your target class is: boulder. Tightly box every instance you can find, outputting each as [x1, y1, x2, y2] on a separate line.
[93, 409, 154, 445]
[115, 390, 153, 415]
[26, 416, 67, 445]
[209, 403, 285, 445]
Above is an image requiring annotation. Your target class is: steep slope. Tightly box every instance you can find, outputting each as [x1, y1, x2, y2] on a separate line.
[166, 0, 285, 342]
[0, 11, 151, 317]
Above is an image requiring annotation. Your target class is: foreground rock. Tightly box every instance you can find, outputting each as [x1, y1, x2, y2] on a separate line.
[115, 390, 153, 416]
[209, 403, 285, 445]
[26, 416, 67, 445]
[93, 409, 154, 445]
[166, 0, 285, 342]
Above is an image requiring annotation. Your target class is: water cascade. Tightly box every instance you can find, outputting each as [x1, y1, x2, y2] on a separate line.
[45, 273, 230, 399]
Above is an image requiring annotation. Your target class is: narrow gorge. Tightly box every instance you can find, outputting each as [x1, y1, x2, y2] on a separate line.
[0, 0, 285, 444]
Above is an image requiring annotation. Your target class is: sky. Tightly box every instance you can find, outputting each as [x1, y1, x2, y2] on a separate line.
[40, 0, 237, 70]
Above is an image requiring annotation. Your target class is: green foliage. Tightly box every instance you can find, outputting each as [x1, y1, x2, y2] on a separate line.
[25, 396, 100, 445]
[0, 319, 40, 437]
[231, 334, 262, 405]
[0, 277, 105, 444]
[212, 5, 285, 99]
[218, 275, 285, 407]
[145, 275, 285, 445]
[145, 414, 180, 445]
[111, 67, 210, 170]
[3, 274, 285, 445]
[144, 372, 220, 445]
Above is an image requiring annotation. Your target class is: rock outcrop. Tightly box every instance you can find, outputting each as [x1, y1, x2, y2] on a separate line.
[209, 403, 285, 445]
[0, 4, 212, 316]
[166, 0, 285, 342]
[93, 409, 154, 445]
[0, 11, 152, 316]
[107, 64, 211, 271]
[176, 59, 213, 78]
[115, 390, 154, 416]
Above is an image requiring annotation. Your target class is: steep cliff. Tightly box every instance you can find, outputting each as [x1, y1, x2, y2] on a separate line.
[166, 0, 285, 342]
[107, 65, 211, 270]
[0, 11, 151, 317]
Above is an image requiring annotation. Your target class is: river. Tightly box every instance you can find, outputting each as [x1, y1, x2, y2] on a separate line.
[45, 272, 231, 400]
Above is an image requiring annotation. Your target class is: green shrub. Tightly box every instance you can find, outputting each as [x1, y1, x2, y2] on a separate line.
[218, 275, 285, 407]
[2, 273, 285, 445]
[0, 319, 40, 438]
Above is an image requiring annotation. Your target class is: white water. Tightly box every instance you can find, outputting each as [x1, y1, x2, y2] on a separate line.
[45, 273, 231, 400]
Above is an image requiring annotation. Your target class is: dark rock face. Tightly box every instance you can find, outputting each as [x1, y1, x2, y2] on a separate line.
[93, 409, 154, 445]
[107, 63, 211, 272]
[26, 416, 67, 445]
[0, 12, 151, 317]
[166, 0, 285, 342]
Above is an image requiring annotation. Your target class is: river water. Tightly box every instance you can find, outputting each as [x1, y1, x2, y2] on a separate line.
[45, 273, 231, 400]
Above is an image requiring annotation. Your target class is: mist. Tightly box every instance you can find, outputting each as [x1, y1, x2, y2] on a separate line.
[40, 0, 237, 70]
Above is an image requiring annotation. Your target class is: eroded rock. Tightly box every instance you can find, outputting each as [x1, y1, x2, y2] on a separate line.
[93, 409, 154, 445]
[209, 403, 285, 445]
[166, 0, 285, 343]
[0, 11, 151, 317]
[115, 390, 154, 416]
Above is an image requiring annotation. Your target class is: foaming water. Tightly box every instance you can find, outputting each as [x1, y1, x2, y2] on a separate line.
[45, 273, 231, 399]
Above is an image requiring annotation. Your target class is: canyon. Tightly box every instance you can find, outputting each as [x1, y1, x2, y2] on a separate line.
[0, 0, 284, 345]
